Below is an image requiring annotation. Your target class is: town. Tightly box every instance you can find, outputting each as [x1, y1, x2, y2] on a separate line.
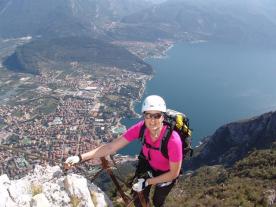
[0, 62, 150, 179]
[0, 37, 175, 179]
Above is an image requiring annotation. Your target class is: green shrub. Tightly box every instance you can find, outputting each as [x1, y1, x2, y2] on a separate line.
[31, 183, 43, 196]
[70, 195, 81, 207]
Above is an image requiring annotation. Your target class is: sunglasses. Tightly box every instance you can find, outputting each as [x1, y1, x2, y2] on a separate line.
[144, 112, 163, 119]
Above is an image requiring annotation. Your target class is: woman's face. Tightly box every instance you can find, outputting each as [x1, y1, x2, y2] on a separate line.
[144, 110, 164, 132]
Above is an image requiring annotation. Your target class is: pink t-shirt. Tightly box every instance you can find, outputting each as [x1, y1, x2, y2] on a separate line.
[123, 121, 182, 171]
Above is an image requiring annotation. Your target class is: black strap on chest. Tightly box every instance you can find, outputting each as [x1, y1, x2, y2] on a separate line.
[139, 123, 146, 145]
[160, 120, 175, 159]
[139, 124, 159, 150]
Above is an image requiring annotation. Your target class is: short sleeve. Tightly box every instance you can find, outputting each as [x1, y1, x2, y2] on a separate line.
[167, 131, 183, 162]
[123, 121, 144, 142]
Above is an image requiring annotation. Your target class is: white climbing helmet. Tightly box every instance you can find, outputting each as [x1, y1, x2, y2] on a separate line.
[141, 95, 166, 113]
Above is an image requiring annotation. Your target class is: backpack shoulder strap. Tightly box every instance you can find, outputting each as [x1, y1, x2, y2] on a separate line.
[139, 123, 146, 144]
[160, 121, 175, 159]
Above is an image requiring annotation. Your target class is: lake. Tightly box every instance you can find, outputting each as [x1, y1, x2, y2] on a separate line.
[119, 41, 276, 155]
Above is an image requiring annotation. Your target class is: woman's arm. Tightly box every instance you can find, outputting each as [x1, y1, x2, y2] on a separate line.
[80, 136, 129, 161]
[146, 161, 182, 186]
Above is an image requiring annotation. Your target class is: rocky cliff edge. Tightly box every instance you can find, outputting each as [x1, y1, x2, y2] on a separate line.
[0, 165, 113, 207]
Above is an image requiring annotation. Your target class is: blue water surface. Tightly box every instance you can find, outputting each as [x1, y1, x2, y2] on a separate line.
[119, 41, 276, 155]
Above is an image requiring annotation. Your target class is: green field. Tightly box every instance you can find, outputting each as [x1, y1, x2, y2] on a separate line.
[36, 97, 59, 115]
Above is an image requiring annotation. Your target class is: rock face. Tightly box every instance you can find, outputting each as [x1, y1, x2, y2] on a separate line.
[0, 165, 113, 207]
[186, 111, 276, 170]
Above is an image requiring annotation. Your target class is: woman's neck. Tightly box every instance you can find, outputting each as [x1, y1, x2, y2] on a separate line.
[149, 126, 163, 140]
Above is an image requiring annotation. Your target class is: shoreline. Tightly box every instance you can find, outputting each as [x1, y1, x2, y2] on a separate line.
[145, 43, 175, 60]
[128, 74, 153, 119]
[119, 41, 173, 131]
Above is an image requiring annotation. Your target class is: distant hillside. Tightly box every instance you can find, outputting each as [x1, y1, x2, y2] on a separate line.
[166, 147, 276, 206]
[0, 0, 153, 38]
[117, 0, 276, 45]
[1, 0, 276, 46]
[185, 111, 276, 170]
[3, 37, 153, 75]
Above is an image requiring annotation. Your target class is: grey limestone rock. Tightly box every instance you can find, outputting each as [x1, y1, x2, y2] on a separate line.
[0, 165, 113, 207]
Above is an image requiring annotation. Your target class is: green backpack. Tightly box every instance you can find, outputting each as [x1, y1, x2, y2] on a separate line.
[139, 109, 193, 160]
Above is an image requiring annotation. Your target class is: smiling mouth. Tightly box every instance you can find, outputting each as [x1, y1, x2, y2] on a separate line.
[148, 125, 159, 130]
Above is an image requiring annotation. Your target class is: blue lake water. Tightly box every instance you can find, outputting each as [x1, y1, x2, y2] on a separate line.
[119, 41, 276, 156]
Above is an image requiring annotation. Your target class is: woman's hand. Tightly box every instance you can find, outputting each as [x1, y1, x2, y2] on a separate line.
[65, 155, 80, 165]
[132, 178, 149, 192]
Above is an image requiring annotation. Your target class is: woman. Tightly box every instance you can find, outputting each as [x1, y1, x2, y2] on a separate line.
[65, 95, 183, 207]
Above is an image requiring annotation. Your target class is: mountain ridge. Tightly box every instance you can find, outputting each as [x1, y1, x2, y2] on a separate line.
[185, 110, 276, 170]
[1, 0, 276, 46]
[119, 0, 276, 45]
[0, 0, 153, 39]
[2, 36, 153, 75]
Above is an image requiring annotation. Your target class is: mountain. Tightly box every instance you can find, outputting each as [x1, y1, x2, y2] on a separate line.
[0, 0, 153, 38]
[185, 111, 276, 170]
[2, 36, 153, 75]
[118, 0, 276, 45]
[1, 0, 276, 46]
